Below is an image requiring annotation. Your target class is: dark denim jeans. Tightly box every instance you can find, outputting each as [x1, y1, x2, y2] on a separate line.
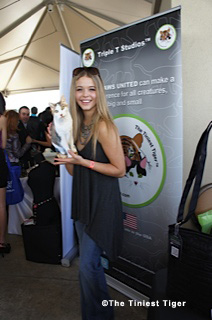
[75, 221, 114, 320]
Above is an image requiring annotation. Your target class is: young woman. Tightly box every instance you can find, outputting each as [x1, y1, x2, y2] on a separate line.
[55, 67, 125, 320]
[5, 110, 32, 164]
[0, 102, 9, 255]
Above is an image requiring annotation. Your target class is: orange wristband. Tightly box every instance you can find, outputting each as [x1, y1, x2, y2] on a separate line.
[89, 160, 95, 169]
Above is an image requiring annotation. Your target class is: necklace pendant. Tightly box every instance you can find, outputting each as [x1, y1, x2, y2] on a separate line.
[80, 121, 93, 145]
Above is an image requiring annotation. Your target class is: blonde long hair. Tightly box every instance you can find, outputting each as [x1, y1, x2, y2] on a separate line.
[70, 69, 117, 157]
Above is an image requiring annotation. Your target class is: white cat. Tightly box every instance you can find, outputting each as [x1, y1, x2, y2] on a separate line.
[49, 96, 76, 157]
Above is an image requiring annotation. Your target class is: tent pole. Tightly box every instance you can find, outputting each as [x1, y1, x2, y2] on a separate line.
[3, 8, 48, 91]
[151, 0, 162, 14]
[65, 0, 124, 26]
[56, 4, 75, 50]
[23, 57, 59, 73]
[0, 56, 22, 64]
[0, 3, 46, 38]
[8, 87, 59, 95]
[65, 4, 107, 32]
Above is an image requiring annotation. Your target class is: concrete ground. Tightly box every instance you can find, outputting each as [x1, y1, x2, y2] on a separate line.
[0, 234, 148, 320]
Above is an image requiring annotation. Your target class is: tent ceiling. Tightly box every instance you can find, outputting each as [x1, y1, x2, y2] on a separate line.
[0, 0, 159, 95]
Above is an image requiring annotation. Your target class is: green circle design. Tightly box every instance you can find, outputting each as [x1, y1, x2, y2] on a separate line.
[114, 114, 166, 208]
[82, 48, 95, 67]
[155, 24, 176, 51]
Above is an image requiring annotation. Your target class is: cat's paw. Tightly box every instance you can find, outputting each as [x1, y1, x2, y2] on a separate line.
[56, 153, 68, 158]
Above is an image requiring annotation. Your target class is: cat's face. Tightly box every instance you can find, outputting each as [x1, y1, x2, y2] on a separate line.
[52, 104, 68, 119]
[125, 157, 147, 179]
[119, 162, 150, 206]
[85, 52, 92, 60]
[160, 28, 171, 41]
[127, 166, 143, 185]
[120, 164, 149, 204]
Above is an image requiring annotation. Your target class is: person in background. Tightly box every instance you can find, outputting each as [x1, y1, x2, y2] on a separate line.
[26, 107, 39, 139]
[54, 67, 125, 320]
[38, 107, 53, 129]
[35, 106, 54, 151]
[18, 106, 30, 130]
[30, 106, 38, 117]
[0, 93, 10, 255]
[27, 106, 47, 153]
[5, 110, 32, 165]
[18, 106, 33, 169]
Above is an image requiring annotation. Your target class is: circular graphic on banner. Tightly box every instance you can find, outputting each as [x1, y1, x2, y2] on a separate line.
[114, 114, 166, 208]
[155, 24, 176, 50]
[82, 48, 95, 67]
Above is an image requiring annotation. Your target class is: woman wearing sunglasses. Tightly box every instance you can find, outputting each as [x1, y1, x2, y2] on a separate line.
[55, 67, 125, 319]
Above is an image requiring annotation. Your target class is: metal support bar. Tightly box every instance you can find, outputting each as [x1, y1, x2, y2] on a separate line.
[0, 3, 46, 38]
[65, 0, 124, 26]
[65, 3, 107, 33]
[7, 86, 59, 95]
[0, 56, 22, 64]
[61, 245, 78, 268]
[152, 0, 162, 15]
[23, 56, 59, 73]
[56, 3, 75, 50]
[106, 274, 150, 302]
[4, 8, 48, 91]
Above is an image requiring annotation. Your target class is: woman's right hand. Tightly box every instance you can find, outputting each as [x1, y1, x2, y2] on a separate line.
[26, 136, 32, 144]
[47, 122, 53, 141]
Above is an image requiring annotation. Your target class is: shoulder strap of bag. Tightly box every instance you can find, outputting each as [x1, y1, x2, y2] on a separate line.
[177, 121, 212, 224]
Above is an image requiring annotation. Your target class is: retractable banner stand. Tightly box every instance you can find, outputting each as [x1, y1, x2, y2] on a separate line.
[59, 45, 81, 265]
[80, 7, 182, 298]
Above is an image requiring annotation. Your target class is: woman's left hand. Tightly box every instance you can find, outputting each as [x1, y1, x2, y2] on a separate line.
[54, 149, 84, 166]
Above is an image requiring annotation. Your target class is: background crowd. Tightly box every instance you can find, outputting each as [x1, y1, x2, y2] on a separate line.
[0, 92, 55, 256]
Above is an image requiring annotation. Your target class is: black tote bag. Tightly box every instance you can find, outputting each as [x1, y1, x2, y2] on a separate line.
[21, 223, 62, 264]
[167, 121, 212, 318]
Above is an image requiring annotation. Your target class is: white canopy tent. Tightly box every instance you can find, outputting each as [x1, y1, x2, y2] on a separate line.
[0, 0, 161, 95]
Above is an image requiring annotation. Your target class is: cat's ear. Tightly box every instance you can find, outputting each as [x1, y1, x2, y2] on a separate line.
[139, 157, 147, 169]
[137, 157, 147, 176]
[60, 95, 68, 108]
[49, 103, 55, 113]
[133, 133, 143, 149]
[125, 156, 132, 167]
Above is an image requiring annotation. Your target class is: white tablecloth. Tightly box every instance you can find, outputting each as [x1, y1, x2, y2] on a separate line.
[8, 177, 60, 235]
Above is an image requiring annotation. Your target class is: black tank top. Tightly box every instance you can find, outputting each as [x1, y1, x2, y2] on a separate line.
[72, 139, 123, 260]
